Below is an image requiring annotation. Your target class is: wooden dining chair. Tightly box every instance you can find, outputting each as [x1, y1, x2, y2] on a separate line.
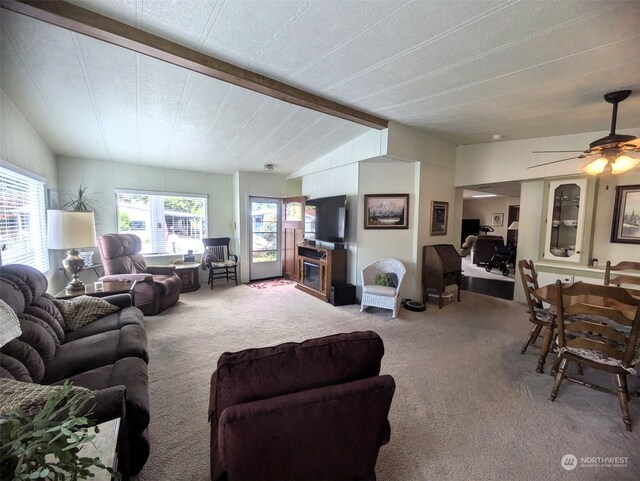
[202, 237, 239, 287]
[550, 281, 640, 431]
[605, 261, 640, 293]
[518, 260, 556, 373]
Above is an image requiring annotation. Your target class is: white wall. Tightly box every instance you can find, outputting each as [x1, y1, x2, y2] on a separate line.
[1, 90, 61, 289]
[358, 160, 418, 299]
[462, 196, 520, 241]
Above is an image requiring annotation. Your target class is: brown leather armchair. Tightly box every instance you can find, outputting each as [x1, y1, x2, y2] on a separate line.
[97, 234, 181, 315]
[473, 235, 504, 265]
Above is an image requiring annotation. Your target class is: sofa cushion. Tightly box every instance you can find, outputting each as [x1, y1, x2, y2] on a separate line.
[1, 336, 46, 382]
[43, 324, 148, 384]
[155, 275, 182, 296]
[64, 307, 143, 343]
[0, 353, 32, 382]
[0, 299, 21, 347]
[0, 278, 25, 316]
[54, 296, 119, 331]
[210, 331, 384, 423]
[363, 284, 397, 297]
[0, 377, 90, 416]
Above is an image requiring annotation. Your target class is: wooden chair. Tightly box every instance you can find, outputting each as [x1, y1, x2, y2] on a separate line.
[202, 237, 239, 287]
[518, 260, 556, 373]
[605, 260, 640, 294]
[549, 281, 640, 431]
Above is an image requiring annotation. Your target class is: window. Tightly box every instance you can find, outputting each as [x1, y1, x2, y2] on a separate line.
[0, 164, 48, 271]
[116, 190, 207, 254]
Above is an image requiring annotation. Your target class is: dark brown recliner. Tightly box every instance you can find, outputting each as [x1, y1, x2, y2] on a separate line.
[473, 235, 504, 265]
[208, 331, 396, 481]
[98, 234, 182, 315]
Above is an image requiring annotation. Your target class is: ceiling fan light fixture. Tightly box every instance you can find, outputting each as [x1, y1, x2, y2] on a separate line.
[611, 155, 639, 175]
[582, 156, 609, 175]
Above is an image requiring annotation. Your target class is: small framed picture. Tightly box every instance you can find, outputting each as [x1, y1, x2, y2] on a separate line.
[611, 184, 640, 244]
[430, 201, 448, 236]
[47, 189, 60, 209]
[491, 213, 504, 227]
[364, 194, 409, 229]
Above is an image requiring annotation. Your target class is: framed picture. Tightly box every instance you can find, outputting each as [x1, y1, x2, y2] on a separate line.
[364, 194, 409, 229]
[491, 213, 504, 227]
[430, 201, 448, 236]
[610, 184, 640, 244]
[47, 189, 60, 210]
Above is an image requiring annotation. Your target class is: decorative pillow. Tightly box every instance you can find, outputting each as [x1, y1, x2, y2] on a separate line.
[0, 299, 22, 347]
[0, 378, 90, 416]
[375, 273, 388, 286]
[386, 273, 398, 288]
[53, 296, 119, 331]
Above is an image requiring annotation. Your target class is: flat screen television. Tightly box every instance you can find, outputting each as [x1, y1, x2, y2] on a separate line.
[305, 195, 347, 245]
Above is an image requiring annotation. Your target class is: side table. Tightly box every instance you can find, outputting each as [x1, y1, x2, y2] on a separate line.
[173, 263, 201, 292]
[55, 280, 137, 302]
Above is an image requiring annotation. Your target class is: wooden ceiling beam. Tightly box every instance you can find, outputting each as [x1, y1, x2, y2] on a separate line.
[1, 0, 388, 130]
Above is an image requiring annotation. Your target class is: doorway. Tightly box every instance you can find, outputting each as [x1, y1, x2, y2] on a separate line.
[249, 197, 282, 281]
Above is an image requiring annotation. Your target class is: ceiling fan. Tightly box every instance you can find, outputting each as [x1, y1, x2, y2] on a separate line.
[529, 90, 640, 175]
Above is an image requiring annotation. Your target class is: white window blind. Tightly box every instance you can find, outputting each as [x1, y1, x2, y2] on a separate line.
[116, 190, 207, 255]
[0, 165, 49, 272]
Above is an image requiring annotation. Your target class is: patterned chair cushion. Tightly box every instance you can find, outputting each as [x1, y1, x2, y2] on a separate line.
[211, 260, 237, 268]
[53, 296, 119, 331]
[0, 299, 22, 347]
[0, 378, 90, 416]
[534, 308, 554, 323]
[559, 347, 640, 374]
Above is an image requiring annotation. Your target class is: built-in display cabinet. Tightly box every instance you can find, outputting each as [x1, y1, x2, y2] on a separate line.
[543, 177, 593, 264]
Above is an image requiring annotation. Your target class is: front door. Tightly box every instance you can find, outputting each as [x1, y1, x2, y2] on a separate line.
[249, 197, 281, 280]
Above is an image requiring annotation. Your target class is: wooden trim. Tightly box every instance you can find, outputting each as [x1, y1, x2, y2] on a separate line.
[1, 0, 388, 130]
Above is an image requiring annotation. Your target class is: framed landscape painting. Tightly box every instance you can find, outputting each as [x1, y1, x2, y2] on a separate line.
[364, 194, 409, 229]
[611, 184, 640, 244]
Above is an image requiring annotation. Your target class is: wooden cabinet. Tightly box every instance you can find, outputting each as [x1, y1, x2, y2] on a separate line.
[174, 263, 201, 292]
[422, 244, 461, 308]
[296, 245, 346, 302]
[543, 178, 592, 264]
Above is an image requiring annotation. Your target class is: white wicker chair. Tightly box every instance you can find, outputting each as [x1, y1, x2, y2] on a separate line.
[360, 259, 406, 319]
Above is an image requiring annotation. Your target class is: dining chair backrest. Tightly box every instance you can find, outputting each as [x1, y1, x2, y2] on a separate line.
[554, 281, 640, 370]
[518, 259, 543, 315]
[604, 261, 640, 289]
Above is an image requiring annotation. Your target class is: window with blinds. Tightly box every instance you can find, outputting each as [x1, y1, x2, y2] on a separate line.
[0, 165, 49, 272]
[116, 190, 207, 255]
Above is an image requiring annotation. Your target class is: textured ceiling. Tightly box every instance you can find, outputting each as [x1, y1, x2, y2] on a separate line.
[2, 0, 640, 175]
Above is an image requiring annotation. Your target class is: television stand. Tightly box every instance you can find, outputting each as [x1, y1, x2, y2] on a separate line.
[296, 244, 346, 302]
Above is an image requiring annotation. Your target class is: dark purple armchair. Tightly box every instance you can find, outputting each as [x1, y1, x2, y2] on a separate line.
[98, 234, 181, 316]
[208, 331, 396, 481]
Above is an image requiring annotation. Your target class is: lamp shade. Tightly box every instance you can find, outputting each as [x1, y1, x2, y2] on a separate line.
[508, 221, 519, 230]
[47, 210, 97, 250]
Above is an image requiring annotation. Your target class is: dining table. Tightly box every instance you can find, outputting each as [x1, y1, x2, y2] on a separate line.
[531, 282, 639, 374]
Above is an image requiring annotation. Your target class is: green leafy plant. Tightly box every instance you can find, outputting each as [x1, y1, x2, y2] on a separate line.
[0, 381, 119, 480]
[63, 186, 96, 212]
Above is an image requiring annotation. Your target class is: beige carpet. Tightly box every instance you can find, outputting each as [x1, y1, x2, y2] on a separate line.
[135, 283, 639, 481]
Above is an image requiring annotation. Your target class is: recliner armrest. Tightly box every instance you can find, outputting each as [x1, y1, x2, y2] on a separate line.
[217, 375, 395, 481]
[101, 293, 132, 309]
[146, 265, 177, 276]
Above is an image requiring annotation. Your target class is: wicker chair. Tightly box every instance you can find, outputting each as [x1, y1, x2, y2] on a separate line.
[360, 259, 406, 319]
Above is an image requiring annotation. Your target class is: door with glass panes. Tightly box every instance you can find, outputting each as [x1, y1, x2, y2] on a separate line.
[249, 197, 282, 280]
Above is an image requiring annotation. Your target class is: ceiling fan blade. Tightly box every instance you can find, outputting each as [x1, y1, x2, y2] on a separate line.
[527, 156, 581, 168]
[532, 150, 584, 153]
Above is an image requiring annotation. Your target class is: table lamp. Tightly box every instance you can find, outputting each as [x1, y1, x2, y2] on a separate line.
[47, 210, 97, 291]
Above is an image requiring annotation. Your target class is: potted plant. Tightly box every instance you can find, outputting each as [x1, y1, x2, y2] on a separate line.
[0, 381, 119, 480]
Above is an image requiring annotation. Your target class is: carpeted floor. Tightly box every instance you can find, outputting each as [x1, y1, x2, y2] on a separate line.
[135, 283, 639, 481]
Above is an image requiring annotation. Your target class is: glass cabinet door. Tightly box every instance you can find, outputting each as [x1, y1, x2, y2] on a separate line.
[544, 178, 587, 262]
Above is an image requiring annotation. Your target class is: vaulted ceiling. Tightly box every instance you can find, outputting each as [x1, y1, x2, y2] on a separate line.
[2, 0, 639, 175]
